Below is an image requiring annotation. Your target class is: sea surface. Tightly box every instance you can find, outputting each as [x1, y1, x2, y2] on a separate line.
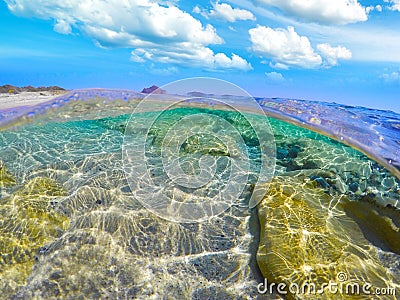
[0, 89, 399, 299]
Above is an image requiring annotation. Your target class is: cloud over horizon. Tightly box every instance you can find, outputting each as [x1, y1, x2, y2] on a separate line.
[5, 0, 252, 71]
[194, 2, 256, 22]
[317, 43, 352, 67]
[265, 71, 285, 83]
[249, 25, 322, 69]
[385, 0, 400, 11]
[252, 0, 368, 25]
[381, 70, 400, 83]
[249, 25, 352, 69]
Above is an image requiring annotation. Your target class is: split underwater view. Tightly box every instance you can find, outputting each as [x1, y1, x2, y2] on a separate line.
[0, 87, 399, 299]
[3, 0, 400, 299]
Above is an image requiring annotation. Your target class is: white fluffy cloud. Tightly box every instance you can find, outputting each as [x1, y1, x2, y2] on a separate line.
[54, 19, 72, 34]
[317, 43, 352, 67]
[269, 62, 289, 70]
[131, 46, 252, 70]
[249, 25, 322, 69]
[253, 0, 368, 24]
[249, 25, 352, 69]
[149, 65, 179, 76]
[265, 72, 285, 83]
[5, 0, 251, 71]
[208, 2, 256, 22]
[380, 71, 400, 83]
[366, 5, 383, 13]
[385, 0, 400, 11]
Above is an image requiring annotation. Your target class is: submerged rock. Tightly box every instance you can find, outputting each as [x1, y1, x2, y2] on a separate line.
[349, 182, 359, 193]
[0, 160, 17, 187]
[256, 175, 399, 299]
[271, 117, 400, 209]
[0, 177, 69, 295]
[180, 134, 229, 156]
[310, 175, 330, 189]
[343, 200, 400, 255]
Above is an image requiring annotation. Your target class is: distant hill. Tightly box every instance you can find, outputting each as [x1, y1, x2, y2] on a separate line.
[141, 85, 166, 94]
[0, 84, 66, 94]
[187, 91, 213, 97]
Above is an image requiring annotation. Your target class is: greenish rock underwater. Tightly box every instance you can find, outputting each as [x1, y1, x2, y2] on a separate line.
[0, 176, 68, 295]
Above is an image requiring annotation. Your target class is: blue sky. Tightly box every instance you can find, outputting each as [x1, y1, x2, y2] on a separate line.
[1, 0, 400, 112]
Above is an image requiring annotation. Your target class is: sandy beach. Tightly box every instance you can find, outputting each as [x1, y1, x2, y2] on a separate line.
[0, 91, 67, 110]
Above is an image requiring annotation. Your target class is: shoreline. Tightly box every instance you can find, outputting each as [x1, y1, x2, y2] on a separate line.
[0, 91, 67, 110]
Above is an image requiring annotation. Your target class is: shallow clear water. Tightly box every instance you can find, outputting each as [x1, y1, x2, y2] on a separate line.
[0, 91, 399, 299]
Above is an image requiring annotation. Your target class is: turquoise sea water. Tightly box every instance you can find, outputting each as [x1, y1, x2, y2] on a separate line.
[0, 90, 399, 299]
